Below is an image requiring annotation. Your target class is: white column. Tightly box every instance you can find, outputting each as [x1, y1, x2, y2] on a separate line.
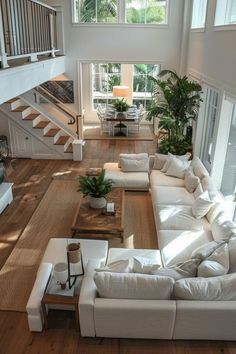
[0, 4, 9, 68]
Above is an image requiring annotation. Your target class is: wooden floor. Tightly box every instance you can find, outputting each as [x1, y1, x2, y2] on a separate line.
[1, 139, 236, 353]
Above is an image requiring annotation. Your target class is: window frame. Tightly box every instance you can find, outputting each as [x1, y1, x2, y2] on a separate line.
[190, 0, 208, 31]
[71, 0, 169, 27]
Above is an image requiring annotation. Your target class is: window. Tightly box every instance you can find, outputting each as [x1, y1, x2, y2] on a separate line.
[201, 87, 218, 171]
[133, 64, 160, 109]
[92, 63, 121, 109]
[191, 0, 208, 29]
[126, 0, 167, 24]
[91, 63, 160, 110]
[72, 0, 168, 24]
[73, 0, 117, 23]
[215, 0, 236, 26]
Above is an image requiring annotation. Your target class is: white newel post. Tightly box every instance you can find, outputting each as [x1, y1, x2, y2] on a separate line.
[0, 4, 9, 68]
[49, 13, 56, 58]
[73, 140, 83, 161]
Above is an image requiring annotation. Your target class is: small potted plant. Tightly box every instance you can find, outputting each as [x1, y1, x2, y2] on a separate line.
[113, 98, 130, 119]
[78, 169, 113, 209]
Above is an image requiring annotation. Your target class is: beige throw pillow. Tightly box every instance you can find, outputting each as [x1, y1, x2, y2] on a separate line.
[118, 153, 148, 168]
[185, 168, 200, 193]
[161, 153, 190, 173]
[192, 191, 215, 219]
[133, 256, 160, 274]
[151, 259, 201, 280]
[211, 213, 236, 241]
[95, 260, 131, 273]
[165, 157, 190, 179]
[152, 153, 169, 170]
[120, 156, 149, 172]
[197, 243, 229, 277]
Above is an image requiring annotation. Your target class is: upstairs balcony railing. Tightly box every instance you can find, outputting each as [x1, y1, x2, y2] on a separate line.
[0, 0, 59, 68]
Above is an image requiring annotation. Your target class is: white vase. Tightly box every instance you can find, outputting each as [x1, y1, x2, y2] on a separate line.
[89, 196, 106, 209]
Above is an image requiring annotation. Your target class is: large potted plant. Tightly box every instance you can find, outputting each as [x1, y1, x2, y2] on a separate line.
[146, 70, 202, 155]
[78, 169, 113, 209]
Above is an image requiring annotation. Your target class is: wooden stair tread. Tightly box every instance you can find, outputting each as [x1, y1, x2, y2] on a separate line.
[54, 136, 70, 145]
[6, 97, 19, 103]
[23, 113, 40, 121]
[44, 129, 60, 137]
[34, 121, 49, 129]
[65, 143, 73, 153]
[12, 106, 29, 112]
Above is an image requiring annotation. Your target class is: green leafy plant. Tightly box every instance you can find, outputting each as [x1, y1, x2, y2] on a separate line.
[113, 98, 130, 112]
[146, 69, 202, 154]
[78, 169, 113, 198]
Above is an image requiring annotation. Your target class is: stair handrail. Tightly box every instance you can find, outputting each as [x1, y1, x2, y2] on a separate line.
[34, 86, 81, 138]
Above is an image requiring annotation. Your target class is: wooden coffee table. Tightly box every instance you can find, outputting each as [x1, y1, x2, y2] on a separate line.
[71, 188, 125, 242]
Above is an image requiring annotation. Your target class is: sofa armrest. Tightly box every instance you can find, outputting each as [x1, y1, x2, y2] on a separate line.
[79, 259, 102, 337]
[26, 262, 53, 332]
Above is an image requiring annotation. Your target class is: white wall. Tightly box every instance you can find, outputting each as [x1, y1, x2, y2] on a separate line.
[187, 0, 236, 95]
[44, 0, 185, 112]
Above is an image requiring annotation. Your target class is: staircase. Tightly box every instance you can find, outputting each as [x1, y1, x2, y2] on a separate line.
[1, 97, 75, 159]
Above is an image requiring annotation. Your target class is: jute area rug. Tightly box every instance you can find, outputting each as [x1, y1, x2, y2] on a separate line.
[0, 180, 157, 312]
[83, 124, 155, 141]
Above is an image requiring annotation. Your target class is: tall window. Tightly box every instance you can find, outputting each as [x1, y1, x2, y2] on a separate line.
[221, 105, 236, 197]
[73, 0, 117, 23]
[126, 0, 167, 24]
[133, 64, 160, 109]
[215, 0, 236, 26]
[92, 63, 121, 109]
[201, 87, 218, 171]
[72, 0, 168, 24]
[191, 0, 208, 29]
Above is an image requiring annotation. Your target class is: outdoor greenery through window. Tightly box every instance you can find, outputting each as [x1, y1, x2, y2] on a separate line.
[92, 63, 160, 110]
[72, 0, 168, 24]
[215, 0, 236, 26]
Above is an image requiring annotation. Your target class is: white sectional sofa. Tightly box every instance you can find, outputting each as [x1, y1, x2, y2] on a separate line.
[78, 153, 236, 340]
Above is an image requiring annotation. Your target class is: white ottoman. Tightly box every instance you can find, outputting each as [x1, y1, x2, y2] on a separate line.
[0, 182, 13, 214]
[26, 238, 108, 332]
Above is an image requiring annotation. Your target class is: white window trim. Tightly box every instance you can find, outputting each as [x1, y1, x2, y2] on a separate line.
[71, 0, 169, 26]
[214, 24, 236, 31]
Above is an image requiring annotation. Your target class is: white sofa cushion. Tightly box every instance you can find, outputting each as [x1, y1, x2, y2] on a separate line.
[165, 157, 190, 179]
[211, 213, 236, 241]
[159, 229, 213, 267]
[185, 168, 200, 193]
[120, 155, 149, 173]
[150, 170, 185, 188]
[104, 163, 149, 190]
[155, 204, 211, 231]
[191, 156, 209, 179]
[151, 259, 201, 280]
[94, 272, 174, 300]
[153, 153, 169, 170]
[174, 273, 236, 301]
[197, 243, 229, 277]
[191, 191, 215, 219]
[118, 153, 148, 167]
[95, 260, 131, 273]
[152, 186, 195, 206]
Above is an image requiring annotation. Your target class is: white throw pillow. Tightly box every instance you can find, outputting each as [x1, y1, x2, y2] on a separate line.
[151, 259, 201, 280]
[190, 156, 209, 179]
[94, 272, 175, 300]
[95, 260, 131, 273]
[120, 156, 149, 172]
[161, 153, 190, 173]
[191, 240, 221, 260]
[165, 157, 190, 179]
[191, 191, 215, 219]
[194, 184, 204, 199]
[185, 168, 200, 193]
[197, 243, 229, 277]
[133, 256, 160, 274]
[118, 153, 148, 168]
[211, 213, 236, 241]
[153, 153, 169, 170]
[174, 273, 236, 300]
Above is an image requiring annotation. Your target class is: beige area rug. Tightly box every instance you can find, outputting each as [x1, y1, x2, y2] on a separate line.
[83, 124, 155, 141]
[0, 182, 157, 312]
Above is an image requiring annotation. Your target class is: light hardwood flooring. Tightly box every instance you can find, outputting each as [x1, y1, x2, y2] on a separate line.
[1, 139, 236, 353]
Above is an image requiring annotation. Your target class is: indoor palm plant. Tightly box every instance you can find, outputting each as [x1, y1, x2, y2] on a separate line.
[146, 70, 202, 154]
[78, 169, 113, 209]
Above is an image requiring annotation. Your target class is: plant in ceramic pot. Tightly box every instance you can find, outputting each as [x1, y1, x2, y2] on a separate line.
[146, 70, 202, 155]
[113, 98, 130, 118]
[78, 169, 113, 209]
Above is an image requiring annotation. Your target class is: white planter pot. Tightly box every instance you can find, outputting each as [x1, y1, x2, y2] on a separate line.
[89, 196, 106, 209]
